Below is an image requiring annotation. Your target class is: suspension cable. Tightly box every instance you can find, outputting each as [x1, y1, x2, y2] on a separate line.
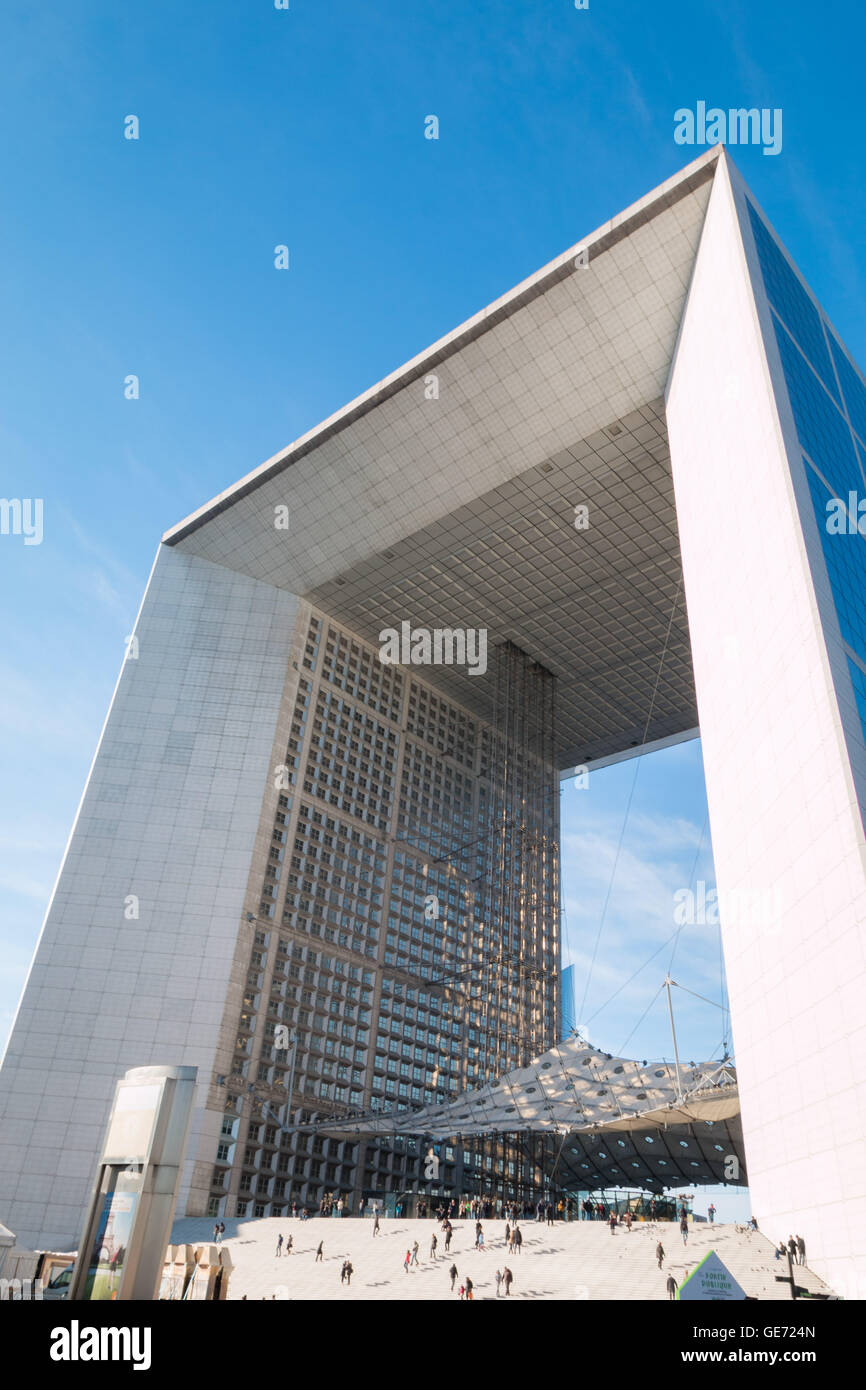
[578, 574, 683, 1023]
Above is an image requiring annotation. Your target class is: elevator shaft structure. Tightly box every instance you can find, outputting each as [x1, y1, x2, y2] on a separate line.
[476, 642, 560, 1077]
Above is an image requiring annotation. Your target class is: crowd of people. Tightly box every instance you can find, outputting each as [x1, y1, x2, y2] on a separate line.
[263, 1212, 526, 1297]
[318, 1195, 346, 1218]
[359, 1195, 583, 1222]
[399, 1215, 521, 1296]
[776, 1234, 806, 1265]
[262, 1198, 728, 1297]
[450, 1266, 515, 1299]
[243, 1189, 708, 1228]
[243, 1193, 790, 1299]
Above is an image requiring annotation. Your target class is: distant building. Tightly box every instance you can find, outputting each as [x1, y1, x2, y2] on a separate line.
[559, 965, 576, 1041]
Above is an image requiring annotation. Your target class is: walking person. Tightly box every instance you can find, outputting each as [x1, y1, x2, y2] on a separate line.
[494, 1268, 502, 1297]
[444, 1224, 453, 1252]
[285, 1233, 293, 1255]
[708, 1203, 716, 1225]
[316, 1240, 323, 1263]
[666, 1273, 678, 1300]
[344, 1260, 353, 1285]
[680, 1213, 689, 1246]
[217, 1220, 225, 1244]
[213, 1221, 220, 1244]
[656, 1240, 665, 1269]
[609, 1211, 617, 1235]
[625, 1210, 633, 1232]
[788, 1235, 797, 1264]
[275, 1233, 283, 1257]
[373, 1212, 380, 1238]
[797, 1235, 806, 1266]
[503, 1266, 513, 1297]
[404, 1249, 411, 1275]
[430, 1232, 438, 1259]
[449, 1263, 459, 1292]
[465, 1275, 474, 1301]
[411, 1240, 419, 1265]
[514, 1226, 522, 1255]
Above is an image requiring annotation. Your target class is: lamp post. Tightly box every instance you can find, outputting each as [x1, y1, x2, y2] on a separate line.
[663, 975, 684, 1103]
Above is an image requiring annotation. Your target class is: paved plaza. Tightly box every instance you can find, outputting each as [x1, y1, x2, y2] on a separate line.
[170, 1215, 836, 1301]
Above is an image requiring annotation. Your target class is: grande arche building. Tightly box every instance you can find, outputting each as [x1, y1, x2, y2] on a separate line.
[1, 147, 865, 1299]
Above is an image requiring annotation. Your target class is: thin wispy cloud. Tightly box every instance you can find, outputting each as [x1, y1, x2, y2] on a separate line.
[0, 869, 54, 902]
[562, 752, 726, 1064]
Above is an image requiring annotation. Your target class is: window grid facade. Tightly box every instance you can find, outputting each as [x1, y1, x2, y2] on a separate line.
[748, 197, 866, 751]
[210, 611, 560, 1215]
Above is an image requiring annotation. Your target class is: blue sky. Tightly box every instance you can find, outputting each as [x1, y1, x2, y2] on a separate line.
[2, 0, 864, 1218]
[561, 740, 722, 1061]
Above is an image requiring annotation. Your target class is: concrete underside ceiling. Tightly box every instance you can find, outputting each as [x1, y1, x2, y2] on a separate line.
[165, 152, 724, 768]
[306, 401, 692, 768]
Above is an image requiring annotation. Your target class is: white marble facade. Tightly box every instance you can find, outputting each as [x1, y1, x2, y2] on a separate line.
[0, 546, 298, 1249]
[667, 154, 866, 1300]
